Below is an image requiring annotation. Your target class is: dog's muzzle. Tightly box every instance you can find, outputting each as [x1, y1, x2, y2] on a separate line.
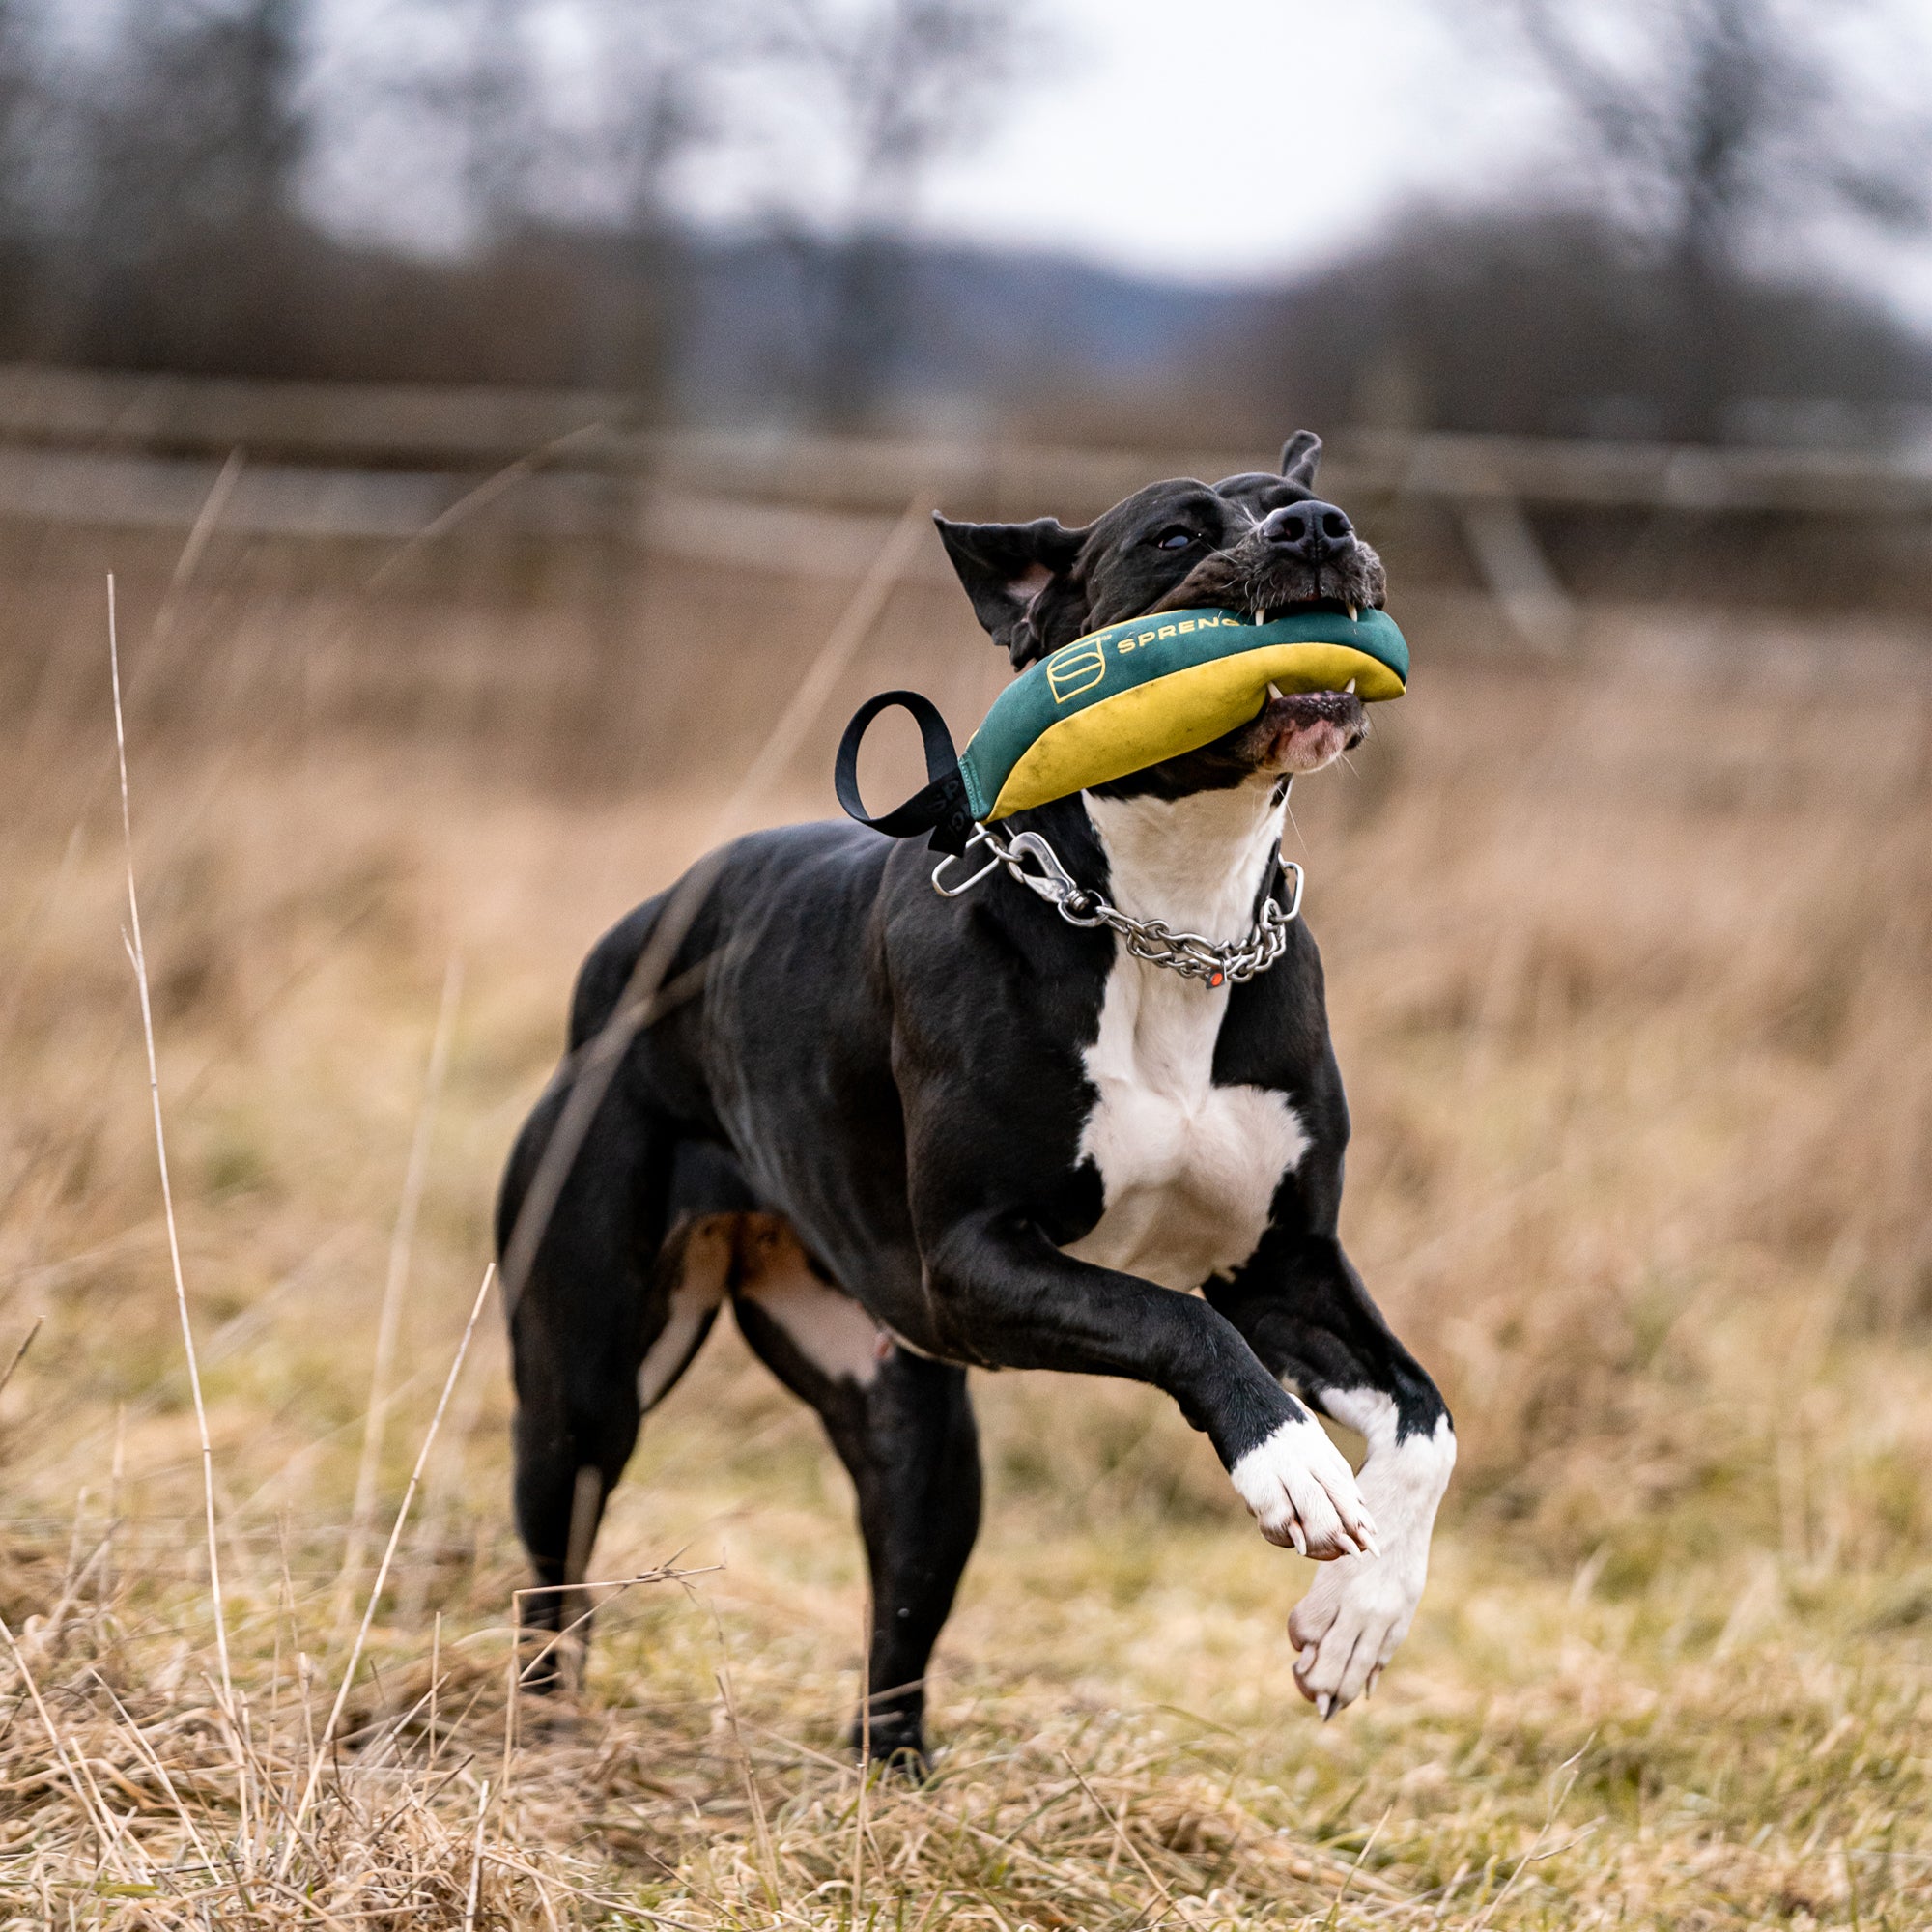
[1242, 686, 1368, 776]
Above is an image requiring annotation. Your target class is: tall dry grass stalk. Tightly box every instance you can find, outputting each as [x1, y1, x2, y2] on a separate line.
[288, 1263, 496, 1859]
[107, 570, 233, 1711]
[709, 490, 931, 838]
[337, 951, 465, 1624]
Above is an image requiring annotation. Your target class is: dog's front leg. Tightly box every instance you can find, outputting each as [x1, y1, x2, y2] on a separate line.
[1208, 1235, 1456, 1716]
[918, 1210, 1377, 1559]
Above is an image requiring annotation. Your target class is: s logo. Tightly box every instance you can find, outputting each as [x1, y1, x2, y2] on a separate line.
[1046, 639, 1106, 704]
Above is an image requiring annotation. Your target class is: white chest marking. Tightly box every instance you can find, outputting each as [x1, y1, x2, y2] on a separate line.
[1063, 784, 1307, 1292]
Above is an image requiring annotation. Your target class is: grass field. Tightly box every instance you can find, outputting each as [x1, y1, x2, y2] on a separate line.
[1, 527, 1929, 1927]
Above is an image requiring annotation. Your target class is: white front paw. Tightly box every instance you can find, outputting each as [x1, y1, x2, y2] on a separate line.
[1229, 1415, 1378, 1560]
[1282, 1405, 1455, 1715]
[1289, 1550, 1423, 1716]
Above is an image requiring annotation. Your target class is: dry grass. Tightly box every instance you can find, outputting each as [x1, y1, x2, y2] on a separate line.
[0, 526, 1928, 1927]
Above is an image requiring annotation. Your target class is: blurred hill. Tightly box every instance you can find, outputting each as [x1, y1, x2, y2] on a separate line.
[6, 208, 1930, 457]
[673, 235, 1255, 435]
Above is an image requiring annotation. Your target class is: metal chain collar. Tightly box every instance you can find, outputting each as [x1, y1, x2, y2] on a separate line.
[931, 823, 1303, 988]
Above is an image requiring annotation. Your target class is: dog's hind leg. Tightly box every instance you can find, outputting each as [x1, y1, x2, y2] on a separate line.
[729, 1219, 980, 1775]
[499, 1084, 737, 1692]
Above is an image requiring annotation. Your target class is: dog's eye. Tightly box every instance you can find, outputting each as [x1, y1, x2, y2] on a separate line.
[1152, 527, 1196, 551]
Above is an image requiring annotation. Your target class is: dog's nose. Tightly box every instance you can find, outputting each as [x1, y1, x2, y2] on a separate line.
[1263, 499, 1356, 563]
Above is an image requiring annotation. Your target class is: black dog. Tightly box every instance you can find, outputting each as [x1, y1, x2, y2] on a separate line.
[497, 431, 1454, 1764]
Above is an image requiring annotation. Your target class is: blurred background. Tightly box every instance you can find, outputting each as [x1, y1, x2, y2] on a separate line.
[0, 4, 1930, 1922]
[4, 0, 1932, 442]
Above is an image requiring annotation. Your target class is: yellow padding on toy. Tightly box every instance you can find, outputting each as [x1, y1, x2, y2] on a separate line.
[987, 640, 1399, 819]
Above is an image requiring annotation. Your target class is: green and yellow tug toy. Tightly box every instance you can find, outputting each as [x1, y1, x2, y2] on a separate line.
[836, 603, 1408, 854]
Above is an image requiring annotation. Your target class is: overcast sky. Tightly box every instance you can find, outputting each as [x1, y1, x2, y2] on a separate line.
[307, 0, 1932, 322]
[913, 0, 1558, 283]
[658, 0, 1563, 284]
[669, 0, 1932, 322]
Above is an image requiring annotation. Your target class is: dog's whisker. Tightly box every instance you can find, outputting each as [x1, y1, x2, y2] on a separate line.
[1285, 791, 1309, 855]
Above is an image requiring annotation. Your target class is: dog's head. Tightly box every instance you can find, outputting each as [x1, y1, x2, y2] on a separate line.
[936, 432, 1383, 790]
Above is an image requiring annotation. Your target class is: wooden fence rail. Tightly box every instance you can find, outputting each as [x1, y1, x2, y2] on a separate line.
[3, 360, 1931, 519]
[1, 363, 1929, 626]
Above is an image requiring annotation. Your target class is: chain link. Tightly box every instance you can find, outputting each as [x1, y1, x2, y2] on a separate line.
[932, 824, 1302, 987]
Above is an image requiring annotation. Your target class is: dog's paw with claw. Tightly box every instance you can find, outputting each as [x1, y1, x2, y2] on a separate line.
[1289, 1546, 1425, 1718]
[1229, 1415, 1378, 1560]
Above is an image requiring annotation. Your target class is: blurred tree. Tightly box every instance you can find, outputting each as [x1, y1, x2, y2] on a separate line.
[0, 1, 53, 353]
[410, 0, 711, 397]
[1236, 1, 1932, 448]
[37, 0, 720, 393]
[1238, 206, 1932, 446]
[573, 0, 714, 401]
[455, 0, 541, 243]
[771, 0, 1044, 428]
[74, 0, 315, 375]
[1495, 0, 1932, 440]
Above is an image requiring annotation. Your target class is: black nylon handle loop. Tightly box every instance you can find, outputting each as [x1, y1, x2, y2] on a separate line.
[834, 690, 977, 854]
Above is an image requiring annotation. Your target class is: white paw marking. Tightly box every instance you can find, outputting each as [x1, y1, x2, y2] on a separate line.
[1288, 1396, 1455, 1716]
[1065, 785, 1306, 1293]
[1229, 1413, 1378, 1560]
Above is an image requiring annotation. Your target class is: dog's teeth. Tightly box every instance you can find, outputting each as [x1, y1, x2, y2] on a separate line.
[1343, 678, 1356, 695]
[1266, 681, 1284, 701]
[1347, 604, 1358, 620]
[1257, 609, 1268, 626]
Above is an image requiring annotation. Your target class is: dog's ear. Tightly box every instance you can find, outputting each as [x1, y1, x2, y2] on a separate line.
[1214, 432, 1324, 518]
[1279, 430, 1322, 491]
[934, 513, 1087, 669]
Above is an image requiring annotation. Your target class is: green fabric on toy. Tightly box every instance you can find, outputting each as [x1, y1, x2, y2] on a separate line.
[961, 605, 1406, 820]
[835, 604, 1407, 855]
